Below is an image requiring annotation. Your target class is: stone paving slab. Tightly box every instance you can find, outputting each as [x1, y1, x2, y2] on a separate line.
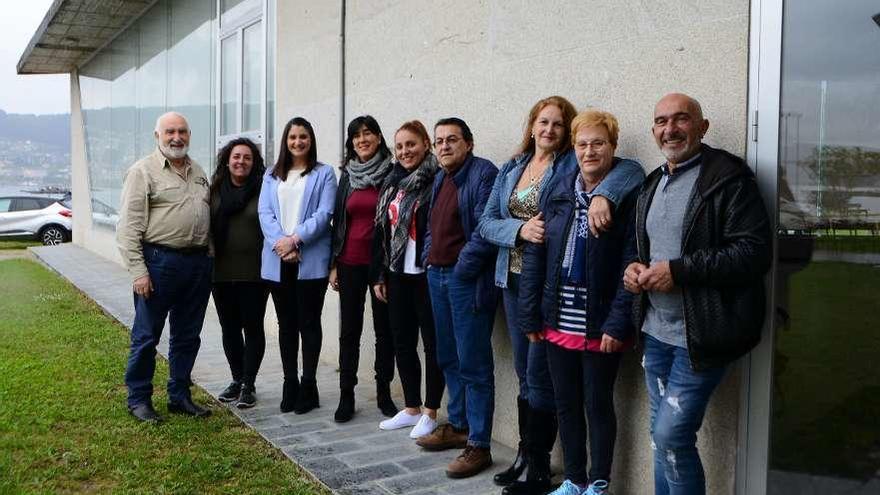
[30, 244, 514, 494]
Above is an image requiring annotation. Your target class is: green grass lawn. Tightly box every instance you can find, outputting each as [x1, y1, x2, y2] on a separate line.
[770, 260, 880, 480]
[0, 240, 39, 250]
[0, 259, 329, 494]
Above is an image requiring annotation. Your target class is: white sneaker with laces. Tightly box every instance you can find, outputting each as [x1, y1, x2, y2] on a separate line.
[379, 410, 421, 430]
[408, 414, 438, 438]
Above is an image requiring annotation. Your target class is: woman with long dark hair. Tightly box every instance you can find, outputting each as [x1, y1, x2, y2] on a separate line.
[370, 120, 445, 437]
[329, 115, 397, 423]
[211, 137, 268, 408]
[258, 117, 337, 414]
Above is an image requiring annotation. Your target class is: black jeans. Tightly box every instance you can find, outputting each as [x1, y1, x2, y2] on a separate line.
[269, 262, 328, 386]
[387, 272, 445, 410]
[337, 262, 394, 391]
[547, 343, 622, 484]
[212, 281, 269, 387]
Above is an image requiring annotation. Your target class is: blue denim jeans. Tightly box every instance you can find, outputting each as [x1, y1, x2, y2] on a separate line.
[126, 244, 212, 407]
[427, 266, 495, 448]
[643, 334, 726, 495]
[502, 273, 555, 412]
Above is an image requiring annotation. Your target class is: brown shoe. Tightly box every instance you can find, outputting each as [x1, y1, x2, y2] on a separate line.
[446, 445, 492, 478]
[415, 423, 468, 451]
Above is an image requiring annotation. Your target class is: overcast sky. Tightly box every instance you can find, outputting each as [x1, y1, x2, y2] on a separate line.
[1, 1, 69, 115]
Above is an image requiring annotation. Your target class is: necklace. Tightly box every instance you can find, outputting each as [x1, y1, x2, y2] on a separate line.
[527, 157, 550, 184]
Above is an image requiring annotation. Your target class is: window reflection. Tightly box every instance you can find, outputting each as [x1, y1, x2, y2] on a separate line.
[769, 0, 880, 492]
[79, 0, 216, 227]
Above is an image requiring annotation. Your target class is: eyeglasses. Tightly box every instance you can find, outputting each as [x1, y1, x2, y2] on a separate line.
[433, 135, 463, 147]
[577, 140, 609, 150]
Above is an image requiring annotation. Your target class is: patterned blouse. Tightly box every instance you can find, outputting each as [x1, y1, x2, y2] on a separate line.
[507, 181, 541, 274]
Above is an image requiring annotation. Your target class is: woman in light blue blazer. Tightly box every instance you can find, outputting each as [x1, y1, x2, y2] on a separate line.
[477, 96, 644, 494]
[259, 116, 337, 415]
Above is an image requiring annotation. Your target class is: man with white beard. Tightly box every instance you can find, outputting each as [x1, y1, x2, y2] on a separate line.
[117, 112, 213, 423]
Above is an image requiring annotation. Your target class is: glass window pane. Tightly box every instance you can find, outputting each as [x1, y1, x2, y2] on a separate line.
[221, 0, 246, 14]
[220, 33, 239, 136]
[0, 199, 10, 212]
[137, 0, 167, 158]
[769, 0, 880, 492]
[242, 21, 262, 132]
[79, 0, 216, 229]
[109, 29, 138, 212]
[169, 0, 215, 170]
[266, 0, 275, 162]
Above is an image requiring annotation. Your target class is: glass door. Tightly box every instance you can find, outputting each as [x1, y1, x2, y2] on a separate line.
[766, 1, 880, 492]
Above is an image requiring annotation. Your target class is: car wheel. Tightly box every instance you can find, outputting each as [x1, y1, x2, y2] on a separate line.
[39, 225, 69, 246]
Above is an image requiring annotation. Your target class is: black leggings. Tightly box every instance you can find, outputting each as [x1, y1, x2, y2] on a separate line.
[547, 343, 622, 484]
[269, 262, 328, 386]
[212, 281, 269, 387]
[387, 272, 445, 410]
[337, 262, 395, 391]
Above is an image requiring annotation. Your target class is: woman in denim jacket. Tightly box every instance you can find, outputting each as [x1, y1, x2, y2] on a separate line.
[519, 109, 643, 495]
[477, 97, 643, 494]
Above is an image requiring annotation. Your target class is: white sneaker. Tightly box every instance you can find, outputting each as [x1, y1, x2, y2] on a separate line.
[379, 410, 421, 430]
[408, 414, 438, 439]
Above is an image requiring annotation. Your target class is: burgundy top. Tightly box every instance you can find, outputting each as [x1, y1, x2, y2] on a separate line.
[338, 187, 380, 266]
[426, 175, 466, 267]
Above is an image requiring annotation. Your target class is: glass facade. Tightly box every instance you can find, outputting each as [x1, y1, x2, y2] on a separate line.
[79, 0, 216, 227]
[767, 0, 880, 492]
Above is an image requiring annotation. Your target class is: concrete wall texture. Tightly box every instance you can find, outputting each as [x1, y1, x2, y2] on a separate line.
[67, 1, 752, 493]
[276, 1, 751, 494]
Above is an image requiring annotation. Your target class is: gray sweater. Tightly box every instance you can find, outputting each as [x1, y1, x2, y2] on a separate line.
[642, 155, 702, 348]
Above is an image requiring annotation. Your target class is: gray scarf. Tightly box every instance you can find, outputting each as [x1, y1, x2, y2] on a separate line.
[346, 151, 393, 190]
[374, 153, 439, 273]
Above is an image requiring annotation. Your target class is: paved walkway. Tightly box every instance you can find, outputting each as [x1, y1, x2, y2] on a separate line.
[30, 244, 514, 495]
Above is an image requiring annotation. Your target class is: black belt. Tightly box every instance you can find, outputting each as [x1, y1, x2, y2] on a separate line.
[143, 242, 208, 256]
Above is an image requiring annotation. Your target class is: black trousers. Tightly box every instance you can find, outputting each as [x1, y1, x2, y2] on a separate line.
[547, 343, 622, 484]
[337, 262, 394, 391]
[212, 281, 269, 387]
[387, 272, 445, 410]
[269, 262, 328, 386]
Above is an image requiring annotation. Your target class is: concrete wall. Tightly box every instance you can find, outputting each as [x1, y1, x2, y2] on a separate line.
[276, 1, 750, 493]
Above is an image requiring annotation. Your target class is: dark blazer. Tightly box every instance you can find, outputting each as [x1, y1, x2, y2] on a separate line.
[633, 144, 772, 370]
[519, 158, 643, 342]
[423, 153, 499, 312]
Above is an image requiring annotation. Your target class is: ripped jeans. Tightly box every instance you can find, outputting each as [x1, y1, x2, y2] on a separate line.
[643, 334, 726, 495]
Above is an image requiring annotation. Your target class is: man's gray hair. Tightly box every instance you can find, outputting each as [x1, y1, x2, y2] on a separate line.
[154, 112, 190, 134]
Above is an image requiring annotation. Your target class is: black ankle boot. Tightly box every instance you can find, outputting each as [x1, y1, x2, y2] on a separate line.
[280, 378, 299, 413]
[376, 381, 399, 418]
[334, 389, 355, 423]
[495, 397, 531, 486]
[293, 381, 320, 414]
[502, 407, 557, 495]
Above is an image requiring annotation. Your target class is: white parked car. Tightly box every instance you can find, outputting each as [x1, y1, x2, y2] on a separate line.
[0, 196, 72, 245]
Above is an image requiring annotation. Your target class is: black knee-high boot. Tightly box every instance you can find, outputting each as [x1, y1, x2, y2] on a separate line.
[503, 406, 557, 495]
[495, 396, 530, 486]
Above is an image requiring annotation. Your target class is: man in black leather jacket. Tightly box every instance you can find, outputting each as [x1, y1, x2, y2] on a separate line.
[623, 93, 771, 495]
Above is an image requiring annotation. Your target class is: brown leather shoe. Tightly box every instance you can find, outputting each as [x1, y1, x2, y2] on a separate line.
[446, 445, 493, 478]
[415, 423, 468, 451]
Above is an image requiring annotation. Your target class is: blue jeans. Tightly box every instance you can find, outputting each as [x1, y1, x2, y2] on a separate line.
[126, 244, 212, 407]
[427, 266, 495, 448]
[643, 334, 726, 495]
[502, 273, 555, 412]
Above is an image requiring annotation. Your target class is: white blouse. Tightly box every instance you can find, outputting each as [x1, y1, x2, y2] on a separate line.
[277, 171, 307, 235]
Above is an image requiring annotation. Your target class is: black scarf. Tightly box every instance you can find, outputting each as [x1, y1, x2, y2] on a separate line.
[212, 172, 262, 254]
[374, 154, 439, 272]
